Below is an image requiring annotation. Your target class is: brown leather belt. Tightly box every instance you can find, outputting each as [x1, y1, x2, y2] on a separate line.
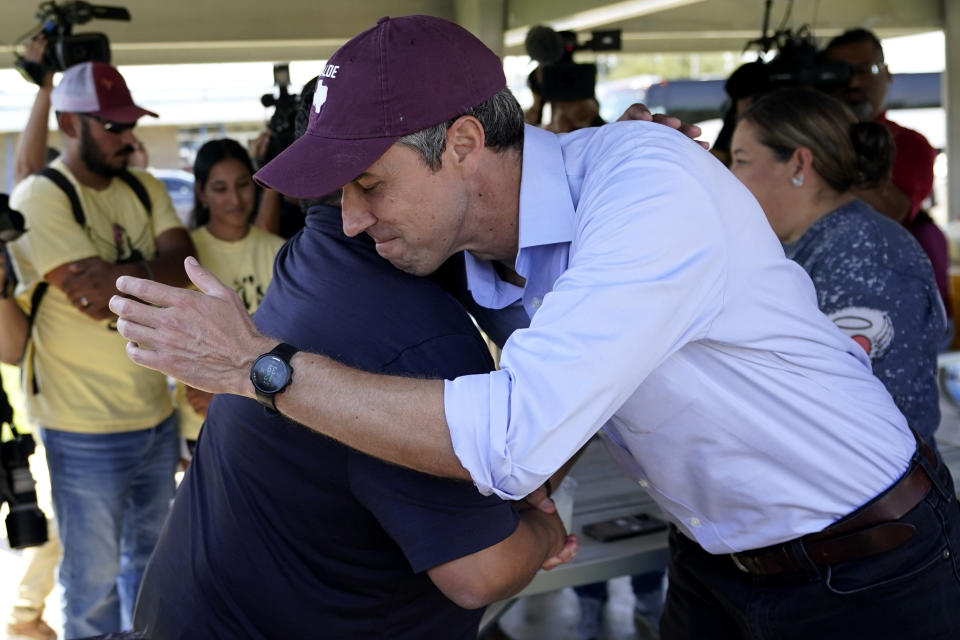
[730, 439, 935, 576]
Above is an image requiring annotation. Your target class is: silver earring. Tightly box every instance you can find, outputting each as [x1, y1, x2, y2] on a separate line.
[791, 175, 804, 187]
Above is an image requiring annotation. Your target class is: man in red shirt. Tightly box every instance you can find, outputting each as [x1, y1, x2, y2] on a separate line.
[823, 28, 950, 328]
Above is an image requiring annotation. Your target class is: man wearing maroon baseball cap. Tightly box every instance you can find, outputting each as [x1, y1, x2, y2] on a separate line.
[114, 15, 960, 639]
[7, 60, 193, 638]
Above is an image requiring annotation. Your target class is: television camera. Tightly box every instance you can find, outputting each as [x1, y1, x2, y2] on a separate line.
[742, 0, 850, 92]
[524, 25, 621, 102]
[260, 63, 301, 167]
[14, 1, 131, 85]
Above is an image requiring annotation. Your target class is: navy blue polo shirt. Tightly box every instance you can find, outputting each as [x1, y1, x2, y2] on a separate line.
[134, 206, 519, 640]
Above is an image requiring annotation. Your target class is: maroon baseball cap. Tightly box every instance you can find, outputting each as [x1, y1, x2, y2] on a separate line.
[51, 61, 158, 123]
[255, 15, 506, 199]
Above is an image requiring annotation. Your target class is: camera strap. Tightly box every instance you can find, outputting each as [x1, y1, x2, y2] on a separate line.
[26, 167, 152, 395]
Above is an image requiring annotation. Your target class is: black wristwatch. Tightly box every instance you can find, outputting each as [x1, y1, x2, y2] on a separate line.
[250, 342, 299, 413]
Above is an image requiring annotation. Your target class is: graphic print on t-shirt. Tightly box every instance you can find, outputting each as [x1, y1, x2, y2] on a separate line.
[829, 306, 894, 360]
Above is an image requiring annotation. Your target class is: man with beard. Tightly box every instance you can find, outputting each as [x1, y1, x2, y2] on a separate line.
[822, 30, 950, 327]
[7, 61, 193, 639]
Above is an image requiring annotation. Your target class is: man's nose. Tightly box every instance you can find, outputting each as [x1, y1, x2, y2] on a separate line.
[341, 186, 377, 237]
[119, 129, 138, 146]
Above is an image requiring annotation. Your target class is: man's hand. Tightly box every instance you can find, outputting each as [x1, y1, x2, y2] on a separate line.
[22, 33, 53, 89]
[853, 177, 912, 224]
[514, 479, 578, 570]
[248, 131, 272, 170]
[617, 103, 708, 149]
[185, 385, 214, 416]
[59, 257, 136, 320]
[524, 509, 578, 571]
[521, 482, 556, 514]
[542, 531, 579, 571]
[110, 256, 273, 395]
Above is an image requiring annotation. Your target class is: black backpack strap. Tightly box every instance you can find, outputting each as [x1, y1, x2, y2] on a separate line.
[37, 167, 85, 226]
[116, 170, 152, 215]
[26, 282, 48, 395]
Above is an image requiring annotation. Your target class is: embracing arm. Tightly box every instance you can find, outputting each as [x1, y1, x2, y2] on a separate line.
[427, 508, 577, 609]
[111, 257, 469, 479]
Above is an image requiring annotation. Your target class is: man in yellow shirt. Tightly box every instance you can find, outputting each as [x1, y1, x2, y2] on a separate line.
[7, 61, 193, 639]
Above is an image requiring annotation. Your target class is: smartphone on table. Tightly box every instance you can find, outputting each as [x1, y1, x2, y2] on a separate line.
[582, 513, 668, 542]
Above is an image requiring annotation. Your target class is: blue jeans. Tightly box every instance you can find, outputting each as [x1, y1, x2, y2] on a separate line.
[661, 445, 960, 639]
[41, 414, 178, 639]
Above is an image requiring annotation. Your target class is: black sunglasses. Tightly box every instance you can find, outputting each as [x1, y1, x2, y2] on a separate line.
[78, 113, 137, 134]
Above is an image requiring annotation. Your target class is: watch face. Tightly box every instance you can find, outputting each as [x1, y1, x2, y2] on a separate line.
[252, 354, 291, 393]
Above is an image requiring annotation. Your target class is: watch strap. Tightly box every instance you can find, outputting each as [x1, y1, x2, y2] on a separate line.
[269, 341, 299, 361]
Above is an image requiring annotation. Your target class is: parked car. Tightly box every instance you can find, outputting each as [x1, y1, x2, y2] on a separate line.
[149, 168, 196, 228]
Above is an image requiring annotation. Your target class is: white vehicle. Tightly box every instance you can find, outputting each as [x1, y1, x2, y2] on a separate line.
[149, 168, 196, 228]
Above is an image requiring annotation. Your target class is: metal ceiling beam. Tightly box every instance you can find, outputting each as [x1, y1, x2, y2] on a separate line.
[0, 0, 944, 68]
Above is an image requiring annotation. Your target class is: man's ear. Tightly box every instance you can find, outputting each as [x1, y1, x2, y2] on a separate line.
[446, 115, 485, 174]
[58, 112, 80, 139]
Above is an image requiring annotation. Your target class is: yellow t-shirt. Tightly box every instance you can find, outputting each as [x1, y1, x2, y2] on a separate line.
[8, 159, 184, 432]
[177, 225, 284, 439]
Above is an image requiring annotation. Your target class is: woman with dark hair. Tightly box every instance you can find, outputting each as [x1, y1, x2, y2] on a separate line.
[176, 139, 284, 449]
[731, 87, 944, 446]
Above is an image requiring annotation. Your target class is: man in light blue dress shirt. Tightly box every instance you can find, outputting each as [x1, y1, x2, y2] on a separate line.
[110, 16, 960, 639]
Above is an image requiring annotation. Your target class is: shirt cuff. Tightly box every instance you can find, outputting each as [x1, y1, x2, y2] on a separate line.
[444, 369, 531, 501]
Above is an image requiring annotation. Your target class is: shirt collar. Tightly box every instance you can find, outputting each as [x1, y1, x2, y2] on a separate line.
[463, 125, 577, 310]
[517, 125, 577, 254]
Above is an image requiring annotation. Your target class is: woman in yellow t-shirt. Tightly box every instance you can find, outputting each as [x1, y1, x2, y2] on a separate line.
[177, 139, 285, 449]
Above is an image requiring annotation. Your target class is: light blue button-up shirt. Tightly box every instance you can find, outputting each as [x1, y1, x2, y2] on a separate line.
[444, 123, 915, 553]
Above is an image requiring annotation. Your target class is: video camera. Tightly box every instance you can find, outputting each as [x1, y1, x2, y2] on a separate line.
[745, 26, 850, 93]
[741, 0, 850, 94]
[524, 25, 621, 102]
[14, 1, 130, 85]
[260, 63, 301, 168]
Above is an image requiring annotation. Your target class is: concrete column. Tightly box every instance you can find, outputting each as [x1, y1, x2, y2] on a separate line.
[945, 0, 960, 221]
[455, 0, 507, 58]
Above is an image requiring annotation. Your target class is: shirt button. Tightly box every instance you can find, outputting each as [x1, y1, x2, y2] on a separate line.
[637, 479, 649, 488]
[690, 518, 701, 527]
[532, 297, 542, 308]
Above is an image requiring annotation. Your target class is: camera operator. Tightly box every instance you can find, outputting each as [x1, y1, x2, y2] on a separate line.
[14, 34, 56, 185]
[3, 37, 64, 640]
[248, 68, 306, 239]
[6, 61, 193, 638]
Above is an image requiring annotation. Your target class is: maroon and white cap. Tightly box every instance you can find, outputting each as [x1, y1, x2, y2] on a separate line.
[51, 61, 158, 123]
[254, 15, 506, 199]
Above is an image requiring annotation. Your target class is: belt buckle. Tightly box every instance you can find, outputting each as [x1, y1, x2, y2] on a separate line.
[730, 553, 751, 573]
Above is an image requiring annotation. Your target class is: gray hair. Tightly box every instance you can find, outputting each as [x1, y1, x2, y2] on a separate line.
[398, 87, 524, 170]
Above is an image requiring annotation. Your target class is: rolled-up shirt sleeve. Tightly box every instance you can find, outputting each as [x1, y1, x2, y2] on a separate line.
[445, 125, 728, 500]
